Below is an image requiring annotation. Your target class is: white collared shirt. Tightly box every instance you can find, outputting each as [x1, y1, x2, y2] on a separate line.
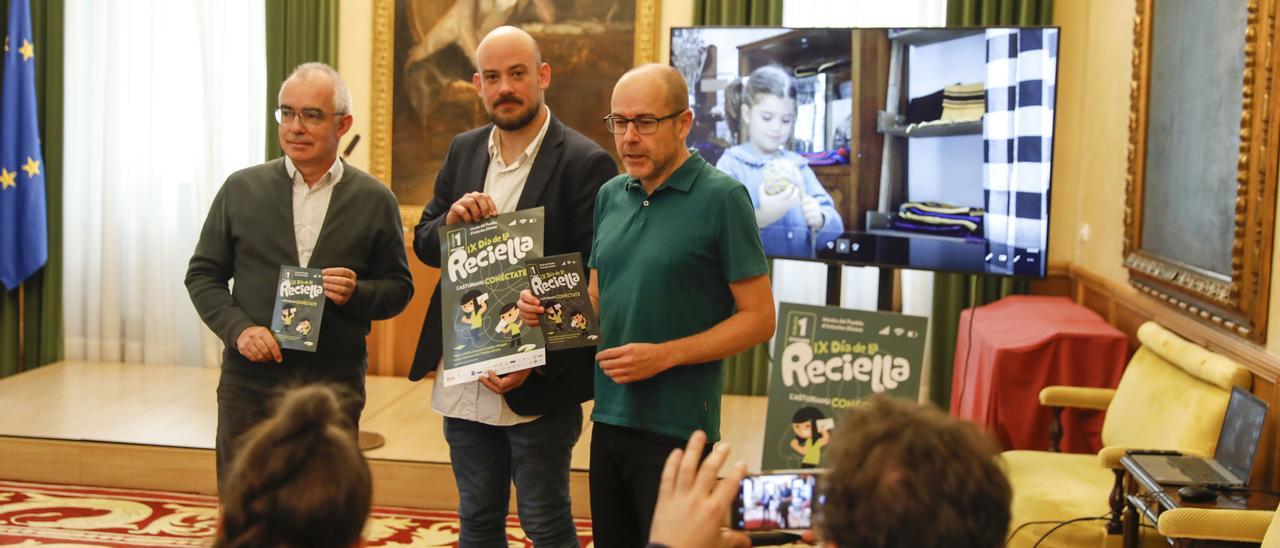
[483, 106, 552, 213]
[284, 156, 344, 267]
[431, 107, 552, 427]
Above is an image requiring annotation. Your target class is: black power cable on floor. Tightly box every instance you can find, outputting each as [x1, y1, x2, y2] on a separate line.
[1030, 515, 1111, 548]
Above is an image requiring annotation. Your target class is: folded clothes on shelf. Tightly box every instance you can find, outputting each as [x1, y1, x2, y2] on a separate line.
[940, 82, 984, 122]
[891, 201, 985, 237]
[905, 82, 985, 127]
[801, 147, 850, 166]
[906, 89, 944, 125]
[888, 218, 975, 238]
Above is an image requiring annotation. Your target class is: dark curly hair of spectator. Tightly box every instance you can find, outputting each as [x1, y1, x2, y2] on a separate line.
[816, 395, 1011, 548]
[214, 384, 372, 548]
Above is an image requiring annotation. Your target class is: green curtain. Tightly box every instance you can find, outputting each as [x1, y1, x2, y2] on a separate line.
[0, 0, 64, 379]
[264, 0, 339, 161]
[695, 0, 783, 26]
[694, 0, 782, 395]
[928, 0, 1052, 409]
[948, 0, 1053, 27]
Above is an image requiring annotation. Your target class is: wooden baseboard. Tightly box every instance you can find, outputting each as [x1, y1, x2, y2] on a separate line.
[0, 436, 592, 517]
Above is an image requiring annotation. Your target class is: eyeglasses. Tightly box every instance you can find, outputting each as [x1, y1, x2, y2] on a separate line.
[275, 107, 345, 128]
[603, 110, 686, 135]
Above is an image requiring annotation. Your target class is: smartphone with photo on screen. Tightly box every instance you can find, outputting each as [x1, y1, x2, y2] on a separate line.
[731, 470, 821, 533]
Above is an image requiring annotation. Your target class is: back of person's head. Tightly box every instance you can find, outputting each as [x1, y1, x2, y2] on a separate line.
[816, 396, 1010, 548]
[215, 384, 371, 548]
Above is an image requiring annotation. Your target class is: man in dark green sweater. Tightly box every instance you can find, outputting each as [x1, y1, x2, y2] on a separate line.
[185, 63, 413, 494]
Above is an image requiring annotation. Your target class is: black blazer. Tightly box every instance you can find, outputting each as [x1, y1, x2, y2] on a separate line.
[409, 115, 618, 415]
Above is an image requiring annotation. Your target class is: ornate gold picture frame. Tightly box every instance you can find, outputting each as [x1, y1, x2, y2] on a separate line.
[369, 0, 659, 228]
[1124, 0, 1280, 342]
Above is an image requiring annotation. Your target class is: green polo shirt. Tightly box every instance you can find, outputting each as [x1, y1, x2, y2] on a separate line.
[588, 151, 768, 442]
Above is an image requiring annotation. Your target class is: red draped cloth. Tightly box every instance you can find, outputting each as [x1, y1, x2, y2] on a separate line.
[949, 295, 1128, 453]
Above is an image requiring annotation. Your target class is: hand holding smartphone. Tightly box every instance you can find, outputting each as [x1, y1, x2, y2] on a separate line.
[731, 470, 821, 533]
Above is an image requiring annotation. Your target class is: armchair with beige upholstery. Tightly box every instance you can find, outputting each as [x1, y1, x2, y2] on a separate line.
[1004, 321, 1252, 547]
[1155, 507, 1277, 546]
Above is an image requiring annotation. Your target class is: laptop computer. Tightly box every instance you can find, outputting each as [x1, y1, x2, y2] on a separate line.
[1127, 386, 1268, 487]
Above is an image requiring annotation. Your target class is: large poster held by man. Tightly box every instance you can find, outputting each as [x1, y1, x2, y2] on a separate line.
[438, 208, 547, 386]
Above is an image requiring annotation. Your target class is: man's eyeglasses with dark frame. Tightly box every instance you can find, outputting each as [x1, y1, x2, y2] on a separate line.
[603, 109, 686, 135]
[275, 107, 346, 128]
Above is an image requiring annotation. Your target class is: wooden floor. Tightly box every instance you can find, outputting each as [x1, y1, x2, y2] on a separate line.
[0, 361, 767, 517]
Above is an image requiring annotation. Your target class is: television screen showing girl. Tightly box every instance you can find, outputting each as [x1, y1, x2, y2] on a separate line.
[672, 26, 1059, 278]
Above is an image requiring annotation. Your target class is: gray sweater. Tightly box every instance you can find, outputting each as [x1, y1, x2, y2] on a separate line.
[186, 158, 413, 379]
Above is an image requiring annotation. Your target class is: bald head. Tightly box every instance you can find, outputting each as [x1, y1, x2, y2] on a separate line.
[476, 26, 543, 67]
[610, 64, 693, 191]
[472, 26, 551, 131]
[616, 64, 689, 113]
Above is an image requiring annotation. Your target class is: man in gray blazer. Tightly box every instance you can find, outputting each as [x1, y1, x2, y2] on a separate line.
[186, 63, 413, 496]
[409, 26, 617, 547]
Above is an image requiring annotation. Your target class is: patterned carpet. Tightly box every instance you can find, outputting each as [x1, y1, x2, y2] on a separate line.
[0, 480, 594, 547]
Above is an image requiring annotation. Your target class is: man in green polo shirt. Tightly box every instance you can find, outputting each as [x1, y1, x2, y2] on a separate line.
[520, 63, 775, 546]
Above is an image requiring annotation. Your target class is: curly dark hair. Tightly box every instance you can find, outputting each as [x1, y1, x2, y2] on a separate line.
[214, 384, 371, 548]
[816, 395, 1010, 548]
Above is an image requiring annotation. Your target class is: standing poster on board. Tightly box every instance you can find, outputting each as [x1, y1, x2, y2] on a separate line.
[761, 302, 928, 470]
[438, 208, 546, 386]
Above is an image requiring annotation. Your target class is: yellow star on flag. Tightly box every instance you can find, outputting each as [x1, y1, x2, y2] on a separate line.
[0, 168, 15, 190]
[21, 157, 39, 178]
[18, 39, 32, 61]
[3, 36, 8, 53]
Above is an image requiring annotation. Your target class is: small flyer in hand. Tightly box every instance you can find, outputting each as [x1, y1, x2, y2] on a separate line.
[270, 266, 325, 352]
[527, 252, 600, 351]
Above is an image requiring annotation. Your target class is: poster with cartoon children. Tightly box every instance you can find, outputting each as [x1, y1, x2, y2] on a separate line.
[761, 303, 927, 470]
[270, 266, 325, 352]
[527, 253, 600, 350]
[438, 208, 547, 386]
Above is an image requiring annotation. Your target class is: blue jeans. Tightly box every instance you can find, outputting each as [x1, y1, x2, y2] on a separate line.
[443, 404, 583, 547]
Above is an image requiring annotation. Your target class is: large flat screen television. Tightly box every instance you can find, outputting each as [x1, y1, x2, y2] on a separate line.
[672, 26, 1059, 278]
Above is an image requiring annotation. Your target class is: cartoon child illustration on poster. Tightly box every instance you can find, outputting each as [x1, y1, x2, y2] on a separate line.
[456, 290, 489, 348]
[280, 304, 297, 326]
[570, 310, 589, 337]
[295, 318, 313, 336]
[544, 300, 565, 332]
[790, 407, 833, 468]
[496, 303, 523, 348]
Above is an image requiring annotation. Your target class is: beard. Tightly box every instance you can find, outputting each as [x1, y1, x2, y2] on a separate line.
[488, 95, 541, 131]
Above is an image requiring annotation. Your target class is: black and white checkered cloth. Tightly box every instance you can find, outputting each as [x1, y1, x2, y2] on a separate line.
[983, 28, 1057, 272]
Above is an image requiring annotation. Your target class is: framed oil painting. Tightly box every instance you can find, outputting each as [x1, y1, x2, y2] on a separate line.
[1124, 0, 1280, 342]
[370, 0, 659, 225]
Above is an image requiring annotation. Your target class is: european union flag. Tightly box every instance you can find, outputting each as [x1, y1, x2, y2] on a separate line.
[0, 0, 46, 290]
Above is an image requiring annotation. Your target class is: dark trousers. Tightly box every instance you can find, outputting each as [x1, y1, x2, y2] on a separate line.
[589, 423, 711, 548]
[215, 371, 365, 499]
[443, 405, 584, 547]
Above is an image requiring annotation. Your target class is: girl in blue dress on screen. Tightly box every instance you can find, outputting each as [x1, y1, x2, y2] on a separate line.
[716, 65, 843, 258]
